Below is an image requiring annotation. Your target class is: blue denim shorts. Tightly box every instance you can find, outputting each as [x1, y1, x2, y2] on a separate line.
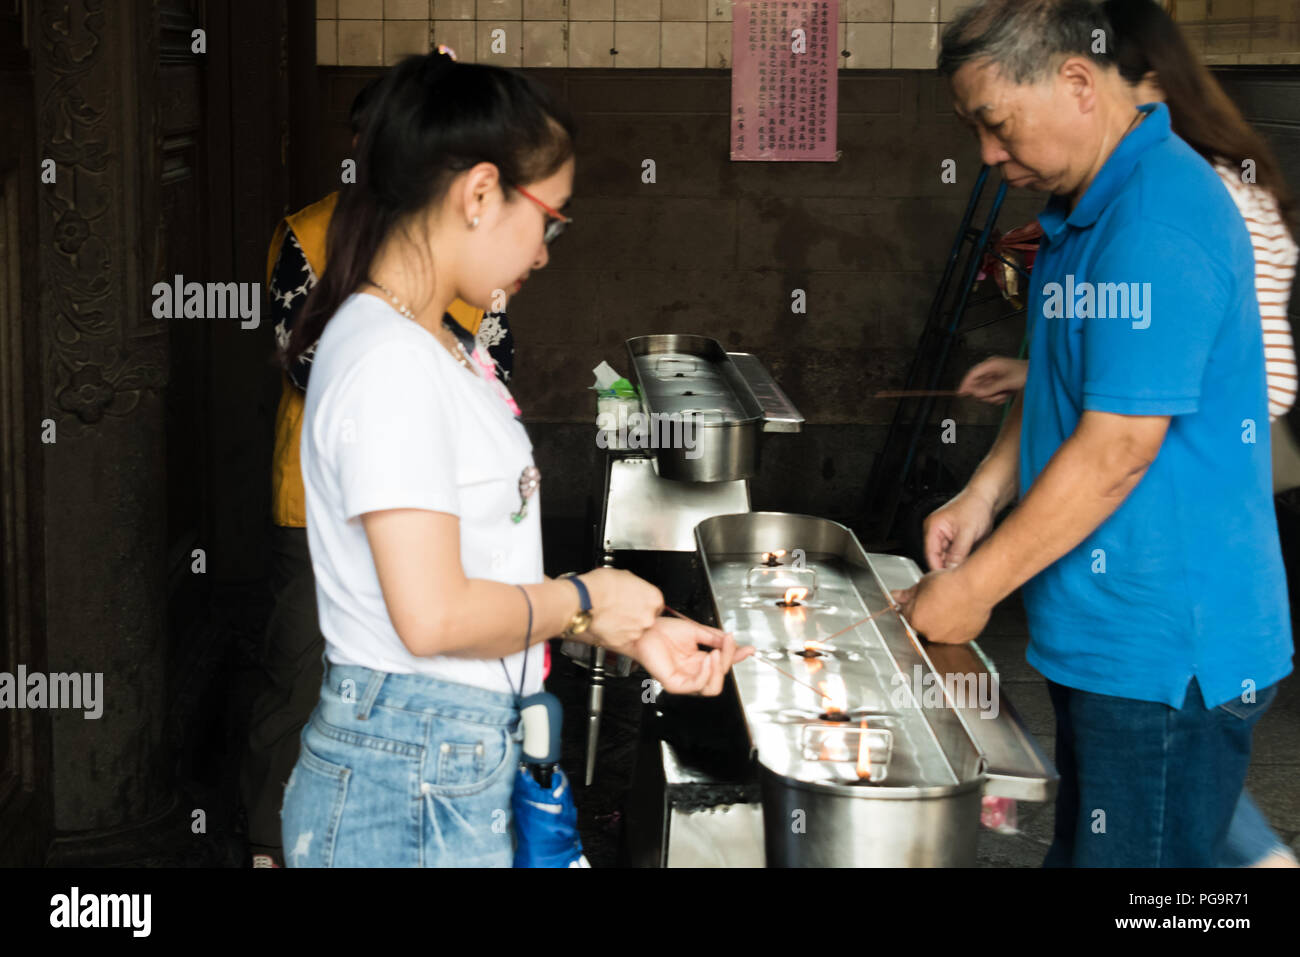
[280, 657, 522, 867]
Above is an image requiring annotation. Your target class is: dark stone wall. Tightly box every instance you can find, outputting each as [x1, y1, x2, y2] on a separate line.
[313, 68, 1047, 528]
[305, 65, 1300, 537]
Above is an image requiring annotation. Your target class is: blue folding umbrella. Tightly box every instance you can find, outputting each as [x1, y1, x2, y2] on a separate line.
[512, 692, 589, 868]
[512, 764, 589, 868]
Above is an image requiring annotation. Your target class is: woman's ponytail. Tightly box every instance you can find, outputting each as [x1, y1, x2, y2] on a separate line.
[286, 52, 575, 370]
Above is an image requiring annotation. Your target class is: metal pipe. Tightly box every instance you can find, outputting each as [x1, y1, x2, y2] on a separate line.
[583, 645, 606, 786]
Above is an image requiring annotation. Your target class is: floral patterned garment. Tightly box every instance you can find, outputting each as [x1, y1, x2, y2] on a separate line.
[269, 227, 515, 390]
[472, 310, 514, 384]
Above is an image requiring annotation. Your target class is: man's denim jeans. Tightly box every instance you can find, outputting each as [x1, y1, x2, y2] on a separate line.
[1044, 676, 1278, 867]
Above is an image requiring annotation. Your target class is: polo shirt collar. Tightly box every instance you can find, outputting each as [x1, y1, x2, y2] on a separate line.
[1037, 101, 1172, 243]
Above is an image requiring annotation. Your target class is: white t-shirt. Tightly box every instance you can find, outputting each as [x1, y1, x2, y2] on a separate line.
[300, 292, 544, 697]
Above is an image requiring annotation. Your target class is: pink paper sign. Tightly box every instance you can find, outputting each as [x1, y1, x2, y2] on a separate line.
[730, 0, 839, 162]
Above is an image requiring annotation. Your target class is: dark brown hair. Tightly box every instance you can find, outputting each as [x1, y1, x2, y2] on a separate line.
[286, 53, 576, 368]
[1103, 0, 1296, 231]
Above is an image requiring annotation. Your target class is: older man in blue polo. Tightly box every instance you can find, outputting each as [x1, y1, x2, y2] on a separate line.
[896, 0, 1292, 866]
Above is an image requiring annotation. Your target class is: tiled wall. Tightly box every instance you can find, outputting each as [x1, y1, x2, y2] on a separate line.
[1173, 0, 1300, 64]
[305, 64, 1299, 518]
[316, 0, 1300, 70]
[314, 0, 982, 69]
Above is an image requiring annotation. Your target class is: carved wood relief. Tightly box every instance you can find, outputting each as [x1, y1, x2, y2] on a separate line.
[34, 0, 166, 427]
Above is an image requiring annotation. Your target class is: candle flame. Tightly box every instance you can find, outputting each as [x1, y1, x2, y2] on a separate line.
[856, 718, 872, 780]
[783, 587, 808, 605]
[819, 675, 847, 713]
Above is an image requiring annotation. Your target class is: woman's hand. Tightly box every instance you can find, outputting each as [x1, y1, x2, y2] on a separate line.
[624, 616, 754, 696]
[959, 357, 1028, 404]
[578, 567, 663, 652]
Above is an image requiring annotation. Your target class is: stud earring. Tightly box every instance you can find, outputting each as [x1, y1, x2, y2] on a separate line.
[469, 216, 479, 229]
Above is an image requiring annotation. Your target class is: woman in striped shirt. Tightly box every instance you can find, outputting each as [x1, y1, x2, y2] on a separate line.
[959, 0, 1298, 867]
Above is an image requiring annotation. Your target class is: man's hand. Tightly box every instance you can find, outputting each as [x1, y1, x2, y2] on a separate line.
[625, 615, 754, 696]
[891, 567, 992, 645]
[923, 487, 998, 571]
[959, 357, 1028, 405]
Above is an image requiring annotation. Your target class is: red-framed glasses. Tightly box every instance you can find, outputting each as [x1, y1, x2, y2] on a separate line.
[515, 185, 572, 245]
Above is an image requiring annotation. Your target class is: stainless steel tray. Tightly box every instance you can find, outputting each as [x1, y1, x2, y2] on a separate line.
[694, 512, 1057, 867]
[695, 512, 985, 793]
[625, 335, 802, 483]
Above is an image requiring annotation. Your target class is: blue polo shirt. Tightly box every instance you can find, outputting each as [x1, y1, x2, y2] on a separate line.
[1020, 102, 1293, 709]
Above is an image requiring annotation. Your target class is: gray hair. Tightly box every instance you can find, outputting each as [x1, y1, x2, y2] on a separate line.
[938, 0, 1115, 84]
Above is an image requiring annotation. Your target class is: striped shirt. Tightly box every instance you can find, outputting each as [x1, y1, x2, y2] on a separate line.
[1214, 159, 1298, 421]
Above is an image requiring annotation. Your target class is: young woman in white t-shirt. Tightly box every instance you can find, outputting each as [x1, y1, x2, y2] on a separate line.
[276, 50, 749, 867]
[956, 0, 1297, 868]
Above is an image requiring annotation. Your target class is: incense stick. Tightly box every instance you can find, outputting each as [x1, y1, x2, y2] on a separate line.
[662, 603, 911, 701]
[748, 651, 833, 697]
[873, 390, 965, 398]
[818, 603, 901, 642]
[662, 605, 829, 698]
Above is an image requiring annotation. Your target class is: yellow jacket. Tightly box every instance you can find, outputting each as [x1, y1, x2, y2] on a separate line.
[268, 192, 485, 526]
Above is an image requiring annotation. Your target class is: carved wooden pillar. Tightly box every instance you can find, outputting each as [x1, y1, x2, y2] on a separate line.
[31, 1, 171, 837]
[0, 1, 51, 867]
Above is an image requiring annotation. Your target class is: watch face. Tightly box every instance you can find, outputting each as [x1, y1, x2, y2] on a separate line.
[572, 611, 592, 634]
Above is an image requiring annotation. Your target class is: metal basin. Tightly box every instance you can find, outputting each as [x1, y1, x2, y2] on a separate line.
[626, 335, 801, 483]
[695, 512, 1057, 867]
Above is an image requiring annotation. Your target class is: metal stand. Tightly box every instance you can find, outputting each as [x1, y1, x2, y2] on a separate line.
[583, 646, 607, 786]
[574, 453, 751, 785]
[566, 339, 802, 787]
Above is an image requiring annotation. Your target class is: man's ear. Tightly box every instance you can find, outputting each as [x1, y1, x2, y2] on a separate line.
[1059, 55, 1101, 115]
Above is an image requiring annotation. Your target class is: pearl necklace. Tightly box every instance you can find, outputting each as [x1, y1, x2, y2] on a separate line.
[366, 277, 524, 420]
[368, 278, 474, 373]
[365, 279, 534, 518]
